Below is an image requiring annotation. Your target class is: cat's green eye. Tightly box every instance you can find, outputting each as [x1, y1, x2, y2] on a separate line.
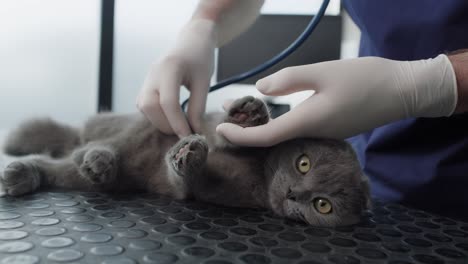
[313, 198, 332, 214]
[296, 155, 311, 174]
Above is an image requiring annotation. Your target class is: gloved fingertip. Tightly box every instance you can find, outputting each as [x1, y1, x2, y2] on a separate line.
[215, 123, 227, 134]
[256, 78, 271, 94]
[177, 132, 190, 139]
[216, 123, 237, 135]
[175, 127, 192, 139]
[222, 99, 235, 111]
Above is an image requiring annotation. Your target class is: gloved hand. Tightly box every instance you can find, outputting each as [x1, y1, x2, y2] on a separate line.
[217, 55, 458, 146]
[137, 19, 216, 137]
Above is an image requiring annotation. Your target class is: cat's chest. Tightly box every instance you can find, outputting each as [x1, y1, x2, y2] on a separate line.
[205, 151, 263, 181]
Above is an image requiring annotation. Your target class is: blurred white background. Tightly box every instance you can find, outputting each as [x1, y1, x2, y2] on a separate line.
[0, 0, 360, 130]
[0, 0, 100, 129]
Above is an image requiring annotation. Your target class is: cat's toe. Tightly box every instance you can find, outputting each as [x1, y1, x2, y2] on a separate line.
[227, 96, 269, 127]
[168, 135, 208, 177]
[1, 161, 41, 196]
[79, 148, 117, 185]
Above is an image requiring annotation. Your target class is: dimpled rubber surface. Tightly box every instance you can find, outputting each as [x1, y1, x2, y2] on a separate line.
[0, 192, 467, 264]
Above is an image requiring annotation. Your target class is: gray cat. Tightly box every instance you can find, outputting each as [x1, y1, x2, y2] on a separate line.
[0, 96, 370, 226]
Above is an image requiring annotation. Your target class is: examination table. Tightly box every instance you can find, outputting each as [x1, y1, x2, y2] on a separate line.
[0, 132, 467, 264]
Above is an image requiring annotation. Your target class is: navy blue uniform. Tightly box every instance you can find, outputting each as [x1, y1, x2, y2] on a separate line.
[342, 0, 468, 220]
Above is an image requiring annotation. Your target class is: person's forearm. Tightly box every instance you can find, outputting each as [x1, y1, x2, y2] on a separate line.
[191, 0, 265, 46]
[192, 0, 237, 22]
[448, 49, 468, 113]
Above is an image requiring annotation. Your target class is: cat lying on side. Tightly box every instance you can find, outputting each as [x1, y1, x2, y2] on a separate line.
[0, 96, 370, 226]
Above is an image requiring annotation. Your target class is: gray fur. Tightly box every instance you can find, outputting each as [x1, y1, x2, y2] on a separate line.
[0, 96, 370, 226]
[4, 118, 80, 157]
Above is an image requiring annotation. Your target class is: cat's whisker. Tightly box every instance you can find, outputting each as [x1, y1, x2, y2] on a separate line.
[265, 159, 274, 172]
[298, 213, 307, 223]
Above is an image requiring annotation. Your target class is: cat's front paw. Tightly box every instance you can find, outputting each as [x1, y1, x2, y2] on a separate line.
[74, 147, 117, 185]
[1, 161, 41, 196]
[226, 96, 269, 127]
[167, 135, 208, 177]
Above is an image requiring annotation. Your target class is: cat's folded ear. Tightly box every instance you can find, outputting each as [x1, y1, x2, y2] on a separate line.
[360, 176, 372, 210]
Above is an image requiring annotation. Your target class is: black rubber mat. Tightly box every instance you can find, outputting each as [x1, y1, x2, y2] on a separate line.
[0, 191, 467, 264]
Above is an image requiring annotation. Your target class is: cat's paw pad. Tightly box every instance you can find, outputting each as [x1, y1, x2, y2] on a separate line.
[168, 135, 208, 177]
[79, 148, 117, 185]
[1, 161, 41, 196]
[226, 96, 269, 127]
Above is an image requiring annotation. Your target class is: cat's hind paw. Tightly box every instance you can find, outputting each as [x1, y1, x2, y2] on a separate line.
[74, 147, 117, 185]
[1, 161, 41, 196]
[167, 135, 208, 177]
[226, 96, 270, 127]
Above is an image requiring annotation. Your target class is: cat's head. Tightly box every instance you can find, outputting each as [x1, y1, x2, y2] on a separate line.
[265, 138, 370, 226]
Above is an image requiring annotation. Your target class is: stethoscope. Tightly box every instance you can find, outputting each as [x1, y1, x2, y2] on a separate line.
[182, 0, 330, 109]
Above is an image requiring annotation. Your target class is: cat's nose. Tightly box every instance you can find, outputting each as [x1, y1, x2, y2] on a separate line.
[286, 188, 297, 202]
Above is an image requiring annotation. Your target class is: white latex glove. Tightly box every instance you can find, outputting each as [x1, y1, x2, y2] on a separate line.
[137, 19, 216, 137]
[217, 55, 458, 146]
